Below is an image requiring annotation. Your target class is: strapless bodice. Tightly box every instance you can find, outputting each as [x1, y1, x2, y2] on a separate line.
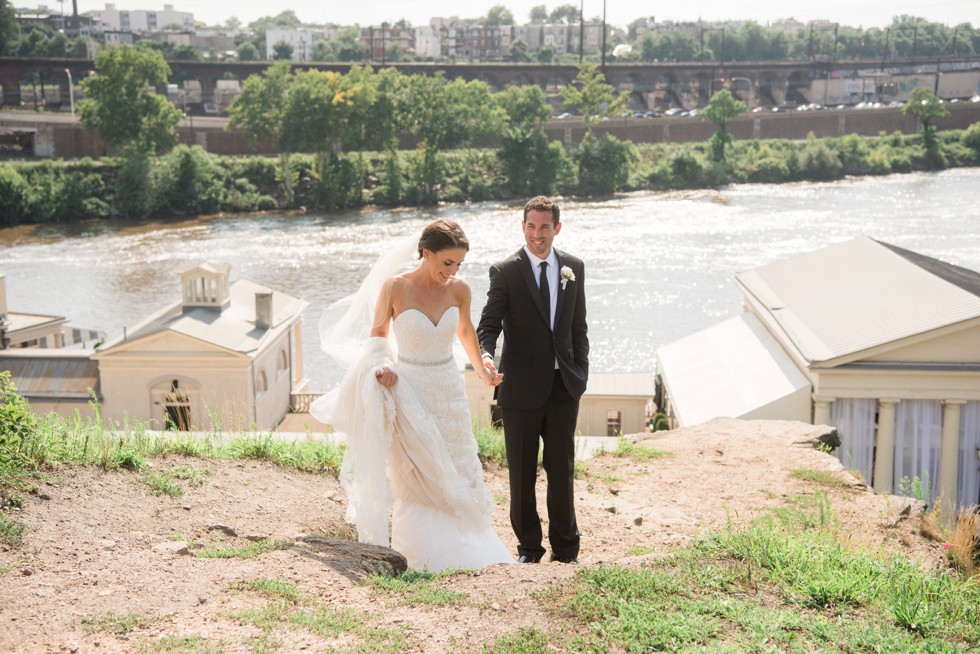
[392, 306, 458, 366]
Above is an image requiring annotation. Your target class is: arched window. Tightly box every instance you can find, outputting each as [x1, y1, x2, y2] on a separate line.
[277, 349, 288, 376]
[256, 370, 268, 394]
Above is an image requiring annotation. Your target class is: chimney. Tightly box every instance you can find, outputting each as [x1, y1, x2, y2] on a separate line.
[255, 292, 273, 329]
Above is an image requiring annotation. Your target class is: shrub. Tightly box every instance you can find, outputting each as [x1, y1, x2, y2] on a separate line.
[669, 151, 708, 189]
[575, 133, 636, 196]
[112, 148, 153, 217]
[963, 123, 980, 156]
[799, 139, 843, 181]
[0, 166, 29, 225]
[0, 371, 38, 481]
[866, 148, 892, 175]
[498, 126, 565, 196]
[747, 156, 790, 183]
[152, 145, 226, 215]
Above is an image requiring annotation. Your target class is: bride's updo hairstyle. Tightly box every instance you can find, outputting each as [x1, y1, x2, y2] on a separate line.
[417, 219, 469, 258]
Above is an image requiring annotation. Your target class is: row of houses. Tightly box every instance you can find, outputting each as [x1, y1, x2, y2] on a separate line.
[19, 2, 623, 62]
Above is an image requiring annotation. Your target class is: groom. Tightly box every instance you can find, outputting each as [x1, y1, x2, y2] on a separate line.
[478, 196, 589, 564]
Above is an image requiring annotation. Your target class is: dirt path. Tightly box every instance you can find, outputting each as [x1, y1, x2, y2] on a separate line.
[0, 418, 944, 653]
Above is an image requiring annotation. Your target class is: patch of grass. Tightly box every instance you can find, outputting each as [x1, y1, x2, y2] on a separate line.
[0, 512, 27, 548]
[609, 437, 669, 461]
[235, 600, 405, 652]
[81, 612, 161, 634]
[530, 494, 980, 652]
[140, 469, 185, 497]
[791, 467, 856, 491]
[136, 634, 225, 653]
[196, 539, 292, 559]
[472, 627, 552, 653]
[232, 577, 303, 604]
[474, 421, 507, 468]
[368, 568, 469, 606]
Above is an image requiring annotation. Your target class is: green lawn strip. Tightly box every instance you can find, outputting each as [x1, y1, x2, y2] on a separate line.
[195, 539, 293, 559]
[367, 568, 469, 607]
[81, 611, 162, 635]
[135, 634, 226, 654]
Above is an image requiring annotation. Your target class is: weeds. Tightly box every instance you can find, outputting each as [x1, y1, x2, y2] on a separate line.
[368, 568, 469, 606]
[791, 467, 856, 491]
[609, 437, 669, 461]
[81, 612, 161, 634]
[196, 540, 292, 559]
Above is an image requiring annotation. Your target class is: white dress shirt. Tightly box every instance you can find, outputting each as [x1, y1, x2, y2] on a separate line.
[525, 246, 558, 330]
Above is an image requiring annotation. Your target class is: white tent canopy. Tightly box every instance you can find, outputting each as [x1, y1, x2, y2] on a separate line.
[657, 313, 812, 427]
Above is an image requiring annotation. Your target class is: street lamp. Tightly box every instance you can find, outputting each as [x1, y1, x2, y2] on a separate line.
[64, 68, 74, 118]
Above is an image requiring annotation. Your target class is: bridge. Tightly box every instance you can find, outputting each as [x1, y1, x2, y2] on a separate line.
[3, 56, 980, 113]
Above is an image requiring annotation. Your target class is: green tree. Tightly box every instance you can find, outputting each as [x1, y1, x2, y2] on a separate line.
[334, 26, 368, 62]
[529, 5, 548, 23]
[536, 43, 557, 63]
[496, 85, 552, 130]
[484, 5, 515, 25]
[272, 40, 293, 61]
[446, 78, 507, 197]
[78, 45, 181, 154]
[227, 60, 294, 202]
[560, 64, 629, 133]
[237, 41, 259, 61]
[497, 85, 564, 195]
[0, 0, 21, 55]
[549, 4, 580, 24]
[700, 89, 747, 161]
[509, 39, 531, 62]
[903, 87, 950, 169]
[280, 69, 356, 209]
[400, 73, 479, 202]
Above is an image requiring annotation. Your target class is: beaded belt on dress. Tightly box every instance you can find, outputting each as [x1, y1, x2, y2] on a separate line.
[398, 355, 454, 367]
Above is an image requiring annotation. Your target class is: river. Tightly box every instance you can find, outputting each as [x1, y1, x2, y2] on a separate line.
[2, 168, 979, 391]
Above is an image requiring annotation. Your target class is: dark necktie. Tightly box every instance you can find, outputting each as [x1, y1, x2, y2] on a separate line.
[539, 261, 550, 326]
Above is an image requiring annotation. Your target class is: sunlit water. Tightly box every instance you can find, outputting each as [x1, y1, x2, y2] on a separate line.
[3, 168, 979, 391]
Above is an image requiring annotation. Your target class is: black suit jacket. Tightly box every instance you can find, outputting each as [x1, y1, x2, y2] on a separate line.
[478, 247, 589, 410]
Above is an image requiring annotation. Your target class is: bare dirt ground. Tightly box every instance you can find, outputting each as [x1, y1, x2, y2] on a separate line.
[0, 418, 946, 653]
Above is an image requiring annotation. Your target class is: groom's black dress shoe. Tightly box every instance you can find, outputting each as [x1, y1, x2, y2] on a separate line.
[517, 555, 542, 563]
[550, 555, 579, 564]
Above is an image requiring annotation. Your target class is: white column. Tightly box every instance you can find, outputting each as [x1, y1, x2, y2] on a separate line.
[292, 319, 305, 389]
[873, 399, 901, 495]
[813, 394, 834, 426]
[940, 400, 966, 524]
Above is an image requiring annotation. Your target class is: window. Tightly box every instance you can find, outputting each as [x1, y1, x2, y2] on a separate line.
[277, 349, 289, 376]
[607, 410, 622, 437]
[256, 370, 268, 394]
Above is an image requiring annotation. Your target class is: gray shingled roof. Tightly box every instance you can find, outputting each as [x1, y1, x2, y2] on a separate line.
[97, 279, 307, 356]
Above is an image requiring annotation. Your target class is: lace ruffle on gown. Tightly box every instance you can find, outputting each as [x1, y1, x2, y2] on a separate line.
[388, 306, 512, 571]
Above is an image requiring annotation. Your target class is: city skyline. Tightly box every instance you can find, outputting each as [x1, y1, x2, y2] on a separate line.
[71, 0, 980, 30]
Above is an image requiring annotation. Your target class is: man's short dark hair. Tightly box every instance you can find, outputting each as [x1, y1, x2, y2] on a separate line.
[523, 196, 560, 226]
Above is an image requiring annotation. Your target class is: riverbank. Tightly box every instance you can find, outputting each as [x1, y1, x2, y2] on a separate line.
[2, 109, 979, 226]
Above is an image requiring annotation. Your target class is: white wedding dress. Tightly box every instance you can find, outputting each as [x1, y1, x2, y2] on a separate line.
[313, 304, 513, 572]
[388, 306, 513, 571]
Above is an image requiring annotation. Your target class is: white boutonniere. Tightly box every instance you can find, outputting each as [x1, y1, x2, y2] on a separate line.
[560, 265, 575, 290]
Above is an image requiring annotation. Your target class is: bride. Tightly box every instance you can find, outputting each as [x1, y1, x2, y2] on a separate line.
[311, 219, 514, 571]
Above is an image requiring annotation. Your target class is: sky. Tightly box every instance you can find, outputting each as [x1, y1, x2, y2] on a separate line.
[71, 0, 980, 30]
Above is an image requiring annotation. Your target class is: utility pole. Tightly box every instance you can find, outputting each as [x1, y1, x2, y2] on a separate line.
[578, 0, 584, 64]
[600, 0, 607, 71]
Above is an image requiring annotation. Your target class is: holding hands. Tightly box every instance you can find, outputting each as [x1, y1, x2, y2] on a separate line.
[480, 356, 504, 387]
